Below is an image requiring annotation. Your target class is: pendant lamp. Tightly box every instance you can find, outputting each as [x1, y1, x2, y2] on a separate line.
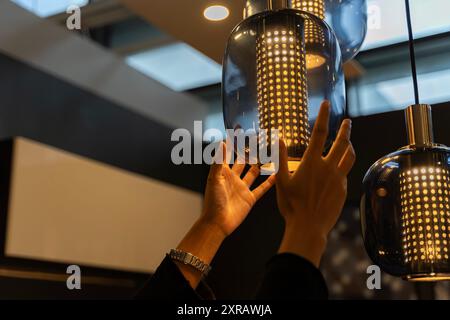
[223, 0, 345, 171]
[360, 0, 450, 281]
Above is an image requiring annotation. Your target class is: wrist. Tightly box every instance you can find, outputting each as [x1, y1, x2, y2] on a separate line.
[196, 214, 230, 239]
[278, 223, 328, 268]
[195, 218, 228, 242]
[173, 218, 226, 289]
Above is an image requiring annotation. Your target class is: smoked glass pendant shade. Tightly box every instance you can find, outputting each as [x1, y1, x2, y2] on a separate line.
[361, 105, 450, 281]
[243, 0, 368, 62]
[223, 7, 345, 171]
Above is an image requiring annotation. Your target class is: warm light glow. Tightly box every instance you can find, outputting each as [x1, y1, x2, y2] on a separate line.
[203, 5, 230, 21]
[256, 28, 310, 158]
[291, 0, 325, 19]
[400, 167, 450, 265]
[291, 1, 326, 69]
[306, 54, 326, 69]
[406, 275, 450, 281]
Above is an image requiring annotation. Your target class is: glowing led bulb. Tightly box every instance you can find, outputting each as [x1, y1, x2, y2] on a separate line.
[400, 167, 450, 265]
[256, 27, 310, 161]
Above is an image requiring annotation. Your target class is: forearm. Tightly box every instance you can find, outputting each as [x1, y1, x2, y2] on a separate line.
[174, 219, 226, 289]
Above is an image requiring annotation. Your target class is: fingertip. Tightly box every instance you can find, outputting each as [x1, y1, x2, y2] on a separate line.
[321, 101, 331, 115]
[343, 118, 352, 129]
[343, 118, 352, 139]
[276, 139, 289, 182]
[305, 101, 331, 158]
[278, 138, 288, 160]
[322, 100, 331, 109]
[221, 140, 227, 152]
[216, 140, 226, 164]
[318, 100, 331, 124]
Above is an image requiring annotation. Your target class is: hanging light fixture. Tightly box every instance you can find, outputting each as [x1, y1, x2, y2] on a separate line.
[223, 0, 345, 171]
[243, 0, 368, 62]
[360, 0, 450, 281]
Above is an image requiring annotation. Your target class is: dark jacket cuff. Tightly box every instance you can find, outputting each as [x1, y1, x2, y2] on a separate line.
[256, 253, 328, 300]
[134, 255, 202, 300]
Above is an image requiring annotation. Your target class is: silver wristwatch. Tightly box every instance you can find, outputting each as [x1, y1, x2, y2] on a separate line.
[169, 249, 212, 276]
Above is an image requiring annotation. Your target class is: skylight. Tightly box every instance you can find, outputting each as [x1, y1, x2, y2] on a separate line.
[11, 0, 88, 18]
[126, 43, 222, 92]
[363, 0, 450, 50]
[349, 67, 450, 117]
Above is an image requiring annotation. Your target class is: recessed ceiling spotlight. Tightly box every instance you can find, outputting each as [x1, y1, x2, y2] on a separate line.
[203, 5, 230, 21]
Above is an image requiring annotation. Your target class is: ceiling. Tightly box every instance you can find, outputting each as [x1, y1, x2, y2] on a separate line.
[1, 1, 209, 130]
[119, 0, 246, 64]
[118, 0, 365, 79]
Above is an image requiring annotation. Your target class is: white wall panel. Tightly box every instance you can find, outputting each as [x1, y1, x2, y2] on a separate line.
[5, 138, 201, 272]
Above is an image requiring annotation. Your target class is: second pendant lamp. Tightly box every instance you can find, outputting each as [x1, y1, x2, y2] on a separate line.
[289, 0, 368, 62]
[244, 0, 368, 62]
[360, 0, 450, 281]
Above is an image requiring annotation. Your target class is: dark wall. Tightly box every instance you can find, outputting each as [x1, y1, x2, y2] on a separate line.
[0, 52, 208, 193]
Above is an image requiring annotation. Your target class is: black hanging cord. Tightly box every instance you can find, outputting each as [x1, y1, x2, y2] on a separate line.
[405, 0, 420, 104]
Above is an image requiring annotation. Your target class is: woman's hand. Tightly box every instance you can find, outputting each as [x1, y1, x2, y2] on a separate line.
[276, 101, 356, 267]
[175, 142, 275, 288]
[200, 142, 276, 237]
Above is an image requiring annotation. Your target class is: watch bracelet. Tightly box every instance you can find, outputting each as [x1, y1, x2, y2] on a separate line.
[169, 249, 212, 276]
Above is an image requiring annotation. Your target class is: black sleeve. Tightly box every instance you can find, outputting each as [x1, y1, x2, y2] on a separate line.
[134, 255, 201, 300]
[255, 253, 328, 300]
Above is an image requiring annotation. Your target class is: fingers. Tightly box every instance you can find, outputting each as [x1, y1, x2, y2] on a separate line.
[225, 135, 234, 165]
[252, 174, 276, 201]
[304, 101, 330, 159]
[276, 139, 290, 185]
[208, 141, 226, 179]
[226, 133, 247, 175]
[232, 163, 246, 176]
[338, 143, 356, 176]
[326, 118, 352, 165]
[242, 165, 260, 187]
